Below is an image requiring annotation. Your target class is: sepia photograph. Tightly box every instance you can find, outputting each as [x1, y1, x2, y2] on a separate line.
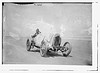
[2, 2, 93, 66]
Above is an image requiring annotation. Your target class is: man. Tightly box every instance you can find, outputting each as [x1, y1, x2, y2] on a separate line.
[31, 28, 41, 38]
[30, 28, 41, 48]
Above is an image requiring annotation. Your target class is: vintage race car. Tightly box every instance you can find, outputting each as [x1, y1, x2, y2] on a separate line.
[26, 31, 72, 57]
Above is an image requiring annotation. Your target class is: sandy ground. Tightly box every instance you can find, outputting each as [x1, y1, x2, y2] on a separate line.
[3, 36, 92, 65]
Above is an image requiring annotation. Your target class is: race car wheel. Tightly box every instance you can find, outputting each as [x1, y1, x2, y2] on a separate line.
[40, 41, 47, 57]
[26, 39, 31, 51]
[62, 42, 72, 57]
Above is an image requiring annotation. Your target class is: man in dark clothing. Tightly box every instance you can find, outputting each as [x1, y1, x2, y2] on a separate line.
[31, 28, 41, 38]
[30, 28, 41, 48]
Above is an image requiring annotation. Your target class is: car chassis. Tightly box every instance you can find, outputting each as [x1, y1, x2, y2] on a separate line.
[26, 32, 72, 57]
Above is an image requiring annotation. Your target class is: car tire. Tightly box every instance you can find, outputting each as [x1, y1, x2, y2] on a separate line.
[62, 42, 72, 57]
[40, 41, 47, 57]
[26, 39, 31, 51]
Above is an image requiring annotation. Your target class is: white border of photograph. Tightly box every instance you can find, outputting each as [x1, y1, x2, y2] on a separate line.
[0, 0, 99, 72]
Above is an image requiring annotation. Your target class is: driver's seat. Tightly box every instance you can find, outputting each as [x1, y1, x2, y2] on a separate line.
[52, 33, 61, 51]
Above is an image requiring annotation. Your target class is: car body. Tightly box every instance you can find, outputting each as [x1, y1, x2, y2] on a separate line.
[26, 32, 72, 57]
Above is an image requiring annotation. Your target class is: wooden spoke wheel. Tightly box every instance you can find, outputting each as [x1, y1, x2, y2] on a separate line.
[40, 41, 47, 57]
[26, 39, 31, 51]
[62, 42, 72, 57]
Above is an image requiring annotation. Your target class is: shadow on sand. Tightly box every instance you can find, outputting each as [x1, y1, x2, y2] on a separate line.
[28, 49, 72, 58]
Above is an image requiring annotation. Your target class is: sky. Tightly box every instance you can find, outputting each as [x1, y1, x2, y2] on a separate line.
[3, 3, 92, 40]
